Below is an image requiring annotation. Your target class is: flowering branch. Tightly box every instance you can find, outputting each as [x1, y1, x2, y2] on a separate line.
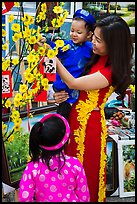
[2, 2, 69, 142]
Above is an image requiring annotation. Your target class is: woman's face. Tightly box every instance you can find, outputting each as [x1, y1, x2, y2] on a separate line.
[92, 27, 108, 56]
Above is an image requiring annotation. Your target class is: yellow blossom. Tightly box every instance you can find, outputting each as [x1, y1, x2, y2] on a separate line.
[55, 39, 64, 48]
[8, 134, 14, 143]
[24, 71, 35, 83]
[41, 3, 47, 12]
[2, 62, 6, 71]
[13, 118, 22, 125]
[12, 58, 19, 65]
[129, 85, 135, 93]
[51, 18, 58, 28]
[54, 48, 59, 55]
[23, 28, 31, 38]
[29, 113, 33, 118]
[8, 14, 14, 23]
[5, 99, 12, 108]
[38, 47, 46, 56]
[29, 36, 37, 45]
[19, 84, 28, 93]
[2, 122, 7, 132]
[43, 84, 49, 91]
[36, 15, 41, 23]
[27, 90, 33, 99]
[28, 16, 34, 25]
[37, 26, 41, 34]
[11, 23, 20, 32]
[2, 59, 10, 70]
[63, 10, 69, 19]
[27, 155, 31, 162]
[41, 78, 49, 87]
[27, 53, 35, 63]
[61, 44, 70, 52]
[2, 2, 69, 143]
[31, 28, 36, 35]
[32, 87, 38, 95]
[14, 98, 21, 107]
[12, 33, 21, 42]
[57, 16, 65, 27]
[53, 6, 63, 14]
[21, 14, 33, 26]
[14, 124, 20, 132]
[2, 29, 6, 37]
[2, 44, 8, 50]
[37, 33, 43, 42]
[14, 93, 22, 101]
[22, 93, 27, 101]
[11, 110, 20, 119]
[47, 49, 56, 59]
[14, 2, 20, 7]
[38, 12, 46, 21]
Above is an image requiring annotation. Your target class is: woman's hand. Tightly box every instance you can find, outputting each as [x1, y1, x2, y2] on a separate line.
[53, 90, 69, 104]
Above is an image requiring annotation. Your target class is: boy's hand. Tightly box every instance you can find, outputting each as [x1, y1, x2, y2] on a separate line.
[36, 36, 46, 47]
[53, 91, 69, 104]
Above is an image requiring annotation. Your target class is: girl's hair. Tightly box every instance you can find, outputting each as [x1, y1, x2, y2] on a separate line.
[29, 116, 67, 173]
[73, 17, 94, 33]
[84, 15, 134, 99]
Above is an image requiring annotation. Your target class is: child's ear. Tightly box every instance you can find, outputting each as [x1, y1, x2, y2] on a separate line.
[87, 31, 93, 41]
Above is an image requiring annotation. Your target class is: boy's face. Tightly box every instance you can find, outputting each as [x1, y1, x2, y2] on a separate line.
[70, 19, 92, 45]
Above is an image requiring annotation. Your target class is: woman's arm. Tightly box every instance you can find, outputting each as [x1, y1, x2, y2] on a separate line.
[56, 57, 109, 91]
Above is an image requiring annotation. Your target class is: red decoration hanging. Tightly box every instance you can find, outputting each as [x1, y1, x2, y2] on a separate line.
[32, 57, 47, 102]
[40, 57, 56, 82]
[2, 70, 12, 98]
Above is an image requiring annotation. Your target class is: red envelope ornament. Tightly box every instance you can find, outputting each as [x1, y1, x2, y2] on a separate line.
[40, 57, 56, 82]
[2, 70, 12, 98]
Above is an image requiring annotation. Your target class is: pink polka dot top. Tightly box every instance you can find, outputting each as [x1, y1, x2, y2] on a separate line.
[18, 153, 90, 202]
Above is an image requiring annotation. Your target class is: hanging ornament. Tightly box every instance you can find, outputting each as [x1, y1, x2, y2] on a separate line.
[41, 57, 56, 82]
[2, 70, 12, 98]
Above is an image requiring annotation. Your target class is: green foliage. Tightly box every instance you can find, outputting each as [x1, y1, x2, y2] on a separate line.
[122, 145, 135, 162]
[124, 177, 135, 192]
[5, 127, 29, 171]
[127, 18, 135, 27]
[127, 4, 135, 11]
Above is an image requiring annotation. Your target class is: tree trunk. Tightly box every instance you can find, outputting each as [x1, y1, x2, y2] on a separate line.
[114, 2, 117, 14]
[107, 2, 110, 14]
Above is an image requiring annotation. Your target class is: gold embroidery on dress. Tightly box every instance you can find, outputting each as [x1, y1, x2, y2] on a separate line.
[74, 89, 99, 163]
[74, 85, 114, 202]
[98, 86, 114, 202]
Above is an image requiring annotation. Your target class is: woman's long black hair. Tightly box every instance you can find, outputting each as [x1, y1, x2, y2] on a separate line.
[29, 116, 67, 173]
[84, 15, 134, 99]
